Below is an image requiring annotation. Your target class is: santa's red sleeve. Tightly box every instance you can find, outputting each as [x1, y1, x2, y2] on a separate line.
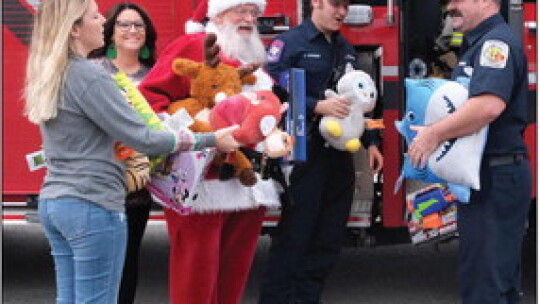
[138, 33, 206, 113]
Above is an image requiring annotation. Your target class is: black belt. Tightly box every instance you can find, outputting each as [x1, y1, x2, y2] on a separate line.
[486, 154, 526, 167]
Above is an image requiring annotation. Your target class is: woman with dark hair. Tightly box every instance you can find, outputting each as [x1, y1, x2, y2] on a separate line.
[90, 2, 157, 68]
[89, 3, 158, 304]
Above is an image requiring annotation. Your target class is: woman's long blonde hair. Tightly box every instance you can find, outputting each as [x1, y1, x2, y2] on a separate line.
[24, 0, 90, 124]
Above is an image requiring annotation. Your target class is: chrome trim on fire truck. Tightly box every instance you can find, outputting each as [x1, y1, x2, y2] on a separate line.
[2, 201, 27, 207]
[387, 0, 395, 26]
[524, 21, 537, 30]
[529, 73, 537, 85]
[297, 0, 303, 24]
[381, 66, 399, 78]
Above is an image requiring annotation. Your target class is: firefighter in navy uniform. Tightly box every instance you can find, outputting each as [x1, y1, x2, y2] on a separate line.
[258, 0, 383, 303]
[409, 0, 531, 303]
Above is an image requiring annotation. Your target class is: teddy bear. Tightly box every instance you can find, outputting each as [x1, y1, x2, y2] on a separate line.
[319, 63, 377, 152]
[166, 33, 265, 186]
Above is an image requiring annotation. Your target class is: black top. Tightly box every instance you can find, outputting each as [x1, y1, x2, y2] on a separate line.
[452, 14, 529, 155]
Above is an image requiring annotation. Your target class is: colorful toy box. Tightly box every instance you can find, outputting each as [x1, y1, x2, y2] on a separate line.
[405, 184, 459, 244]
[146, 149, 215, 215]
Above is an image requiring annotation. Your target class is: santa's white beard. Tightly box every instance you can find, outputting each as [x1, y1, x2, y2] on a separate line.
[214, 23, 266, 64]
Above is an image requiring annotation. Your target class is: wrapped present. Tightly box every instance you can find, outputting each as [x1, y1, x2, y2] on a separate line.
[406, 184, 459, 245]
[146, 148, 215, 215]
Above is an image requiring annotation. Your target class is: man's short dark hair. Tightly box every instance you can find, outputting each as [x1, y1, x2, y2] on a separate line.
[328, 0, 350, 6]
[305, 0, 350, 17]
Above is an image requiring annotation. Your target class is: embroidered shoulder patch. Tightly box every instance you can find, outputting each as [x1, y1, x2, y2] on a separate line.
[479, 40, 509, 69]
[267, 40, 285, 63]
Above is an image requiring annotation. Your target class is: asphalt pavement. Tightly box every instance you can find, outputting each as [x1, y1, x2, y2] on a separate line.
[3, 222, 537, 304]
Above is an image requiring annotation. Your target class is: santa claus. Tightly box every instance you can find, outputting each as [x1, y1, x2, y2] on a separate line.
[138, 1, 282, 304]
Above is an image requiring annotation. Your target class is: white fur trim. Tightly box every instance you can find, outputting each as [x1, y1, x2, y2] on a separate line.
[205, 21, 218, 34]
[185, 20, 206, 34]
[189, 175, 281, 213]
[207, 0, 266, 18]
[242, 68, 274, 91]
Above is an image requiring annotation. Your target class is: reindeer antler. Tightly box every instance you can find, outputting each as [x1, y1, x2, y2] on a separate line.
[204, 33, 221, 68]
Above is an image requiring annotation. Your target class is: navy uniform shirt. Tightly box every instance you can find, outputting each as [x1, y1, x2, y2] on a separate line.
[265, 18, 379, 147]
[452, 14, 528, 155]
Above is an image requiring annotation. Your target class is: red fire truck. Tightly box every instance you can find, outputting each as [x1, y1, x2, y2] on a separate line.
[3, 0, 536, 245]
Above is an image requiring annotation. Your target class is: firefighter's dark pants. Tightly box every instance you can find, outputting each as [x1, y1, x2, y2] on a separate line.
[259, 139, 355, 304]
[458, 155, 531, 304]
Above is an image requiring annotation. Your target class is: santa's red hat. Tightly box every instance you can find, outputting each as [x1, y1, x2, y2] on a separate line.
[186, 0, 266, 34]
[207, 0, 266, 19]
[185, 1, 208, 34]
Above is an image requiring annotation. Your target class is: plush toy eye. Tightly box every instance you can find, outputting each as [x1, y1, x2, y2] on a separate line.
[357, 83, 364, 89]
[406, 111, 415, 121]
[443, 95, 456, 113]
[211, 84, 219, 89]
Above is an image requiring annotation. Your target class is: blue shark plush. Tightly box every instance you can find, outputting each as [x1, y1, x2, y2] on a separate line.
[395, 78, 488, 202]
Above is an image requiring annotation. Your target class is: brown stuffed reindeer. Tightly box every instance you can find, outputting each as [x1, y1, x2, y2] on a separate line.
[166, 33, 259, 186]
[167, 33, 258, 132]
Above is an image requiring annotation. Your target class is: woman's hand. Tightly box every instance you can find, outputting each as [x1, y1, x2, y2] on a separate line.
[214, 125, 241, 153]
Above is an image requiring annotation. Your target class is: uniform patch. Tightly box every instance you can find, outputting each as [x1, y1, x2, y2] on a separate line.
[480, 40, 509, 69]
[267, 40, 285, 63]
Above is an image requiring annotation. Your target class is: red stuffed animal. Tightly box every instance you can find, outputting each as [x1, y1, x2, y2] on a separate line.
[209, 90, 293, 182]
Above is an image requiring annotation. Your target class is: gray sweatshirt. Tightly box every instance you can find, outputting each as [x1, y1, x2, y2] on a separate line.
[39, 56, 211, 212]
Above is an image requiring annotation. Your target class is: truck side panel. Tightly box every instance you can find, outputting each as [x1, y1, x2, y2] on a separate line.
[3, 1, 43, 196]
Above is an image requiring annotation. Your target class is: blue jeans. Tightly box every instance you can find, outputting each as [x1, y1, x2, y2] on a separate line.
[39, 197, 127, 304]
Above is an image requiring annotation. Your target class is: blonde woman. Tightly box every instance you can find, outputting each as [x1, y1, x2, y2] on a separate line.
[24, 1, 239, 303]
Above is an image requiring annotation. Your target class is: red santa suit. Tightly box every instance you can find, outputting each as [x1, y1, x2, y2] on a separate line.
[139, 29, 279, 304]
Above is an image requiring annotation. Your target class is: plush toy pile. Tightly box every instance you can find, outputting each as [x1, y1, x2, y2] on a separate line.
[165, 33, 259, 185]
[167, 33, 292, 186]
